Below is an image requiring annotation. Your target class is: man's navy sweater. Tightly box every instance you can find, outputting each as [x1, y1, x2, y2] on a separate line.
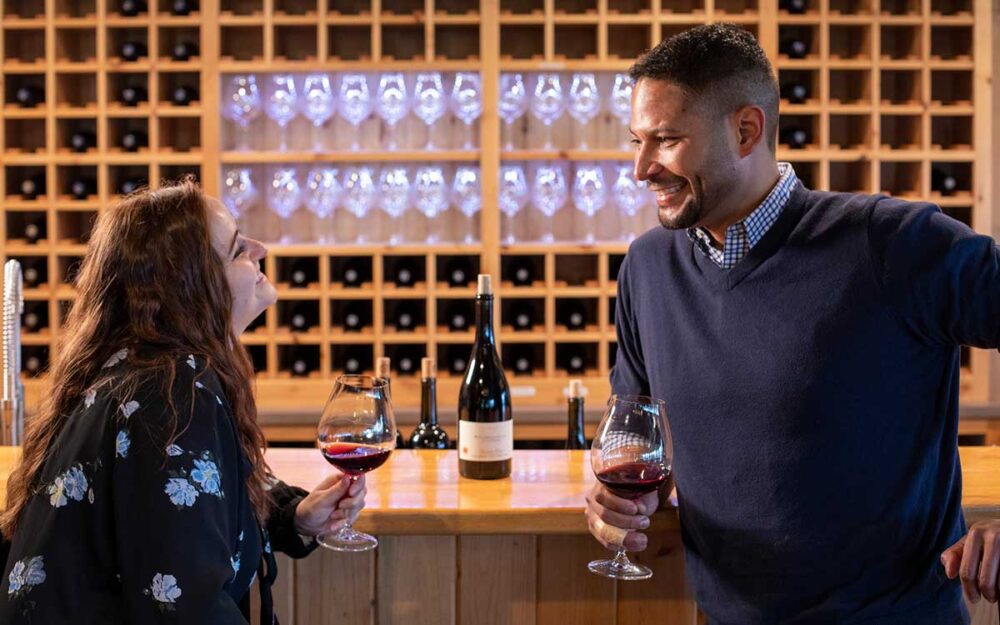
[611, 182, 1000, 624]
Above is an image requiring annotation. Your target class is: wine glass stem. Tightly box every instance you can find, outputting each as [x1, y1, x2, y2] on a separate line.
[502, 121, 514, 151]
[238, 123, 250, 151]
[425, 123, 435, 150]
[504, 212, 516, 244]
[466, 212, 476, 243]
[312, 123, 322, 152]
[386, 122, 397, 150]
[279, 124, 288, 152]
[464, 121, 475, 150]
[544, 123, 553, 151]
[610, 548, 631, 571]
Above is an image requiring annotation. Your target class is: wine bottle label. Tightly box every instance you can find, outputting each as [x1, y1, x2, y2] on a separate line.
[458, 420, 513, 462]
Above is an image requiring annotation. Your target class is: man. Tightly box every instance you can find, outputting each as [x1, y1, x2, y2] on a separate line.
[585, 23, 1000, 624]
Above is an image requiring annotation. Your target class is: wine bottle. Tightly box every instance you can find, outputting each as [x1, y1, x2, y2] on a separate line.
[340, 259, 364, 287]
[560, 301, 587, 330]
[22, 261, 42, 288]
[19, 174, 45, 200]
[408, 358, 450, 450]
[393, 302, 420, 332]
[932, 168, 958, 196]
[119, 0, 147, 16]
[343, 353, 363, 374]
[289, 304, 317, 332]
[780, 0, 808, 13]
[69, 130, 97, 153]
[392, 260, 417, 287]
[120, 130, 148, 152]
[341, 302, 367, 332]
[506, 302, 534, 331]
[376, 357, 407, 450]
[445, 303, 469, 332]
[119, 85, 148, 107]
[70, 177, 96, 201]
[781, 126, 810, 149]
[171, 85, 199, 106]
[119, 40, 148, 62]
[566, 379, 587, 450]
[508, 258, 534, 286]
[781, 82, 810, 104]
[22, 303, 47, 332]
[118, 178, 144, 196]
[510, 348, 534, 376]
[289, 347, 316, 377]
[458, 274, 513, 480]
[171, 41, 199, 62]
[397, 354, 417, 375]
[444, 257, 473, 287]
[560, 346, 587, 374]
[780, 38, 810, 59]
[23, 218, 44, 244]
[449, 353, 468, 375]
[24, 355, 44, 376]
[14, 85, 44, 108]
[171, 0, 198, 15]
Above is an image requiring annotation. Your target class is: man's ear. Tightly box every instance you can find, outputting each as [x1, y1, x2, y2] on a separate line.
[734, 105, 766, 157]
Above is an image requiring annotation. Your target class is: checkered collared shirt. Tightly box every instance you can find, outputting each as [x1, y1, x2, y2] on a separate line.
[687, 162, 798, 269]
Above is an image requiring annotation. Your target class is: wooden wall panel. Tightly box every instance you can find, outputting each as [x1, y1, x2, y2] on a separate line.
[377, 535, 457, 625]
[458, 535, 537, 625]
[295, 548, 375, 625]
[536, 534, 616, 625]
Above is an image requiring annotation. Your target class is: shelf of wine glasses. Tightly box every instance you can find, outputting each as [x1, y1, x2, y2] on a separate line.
[1, 0, 995, 420]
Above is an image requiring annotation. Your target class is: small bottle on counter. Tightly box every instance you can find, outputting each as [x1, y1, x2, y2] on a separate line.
[566, 379, 587, 450]
[408, 358, 450, 450]
[377, 356, 407, 450]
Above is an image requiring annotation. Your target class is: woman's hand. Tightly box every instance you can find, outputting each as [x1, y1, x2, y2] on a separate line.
[293, 471, 367, 537]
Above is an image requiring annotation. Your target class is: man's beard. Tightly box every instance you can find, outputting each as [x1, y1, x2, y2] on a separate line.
[657, 188, 703, 230]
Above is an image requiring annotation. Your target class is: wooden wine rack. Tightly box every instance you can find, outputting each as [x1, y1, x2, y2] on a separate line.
[1, 0, 995, 430]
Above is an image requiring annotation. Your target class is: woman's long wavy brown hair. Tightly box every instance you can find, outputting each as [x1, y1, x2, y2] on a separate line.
[1, 177, 273, 537]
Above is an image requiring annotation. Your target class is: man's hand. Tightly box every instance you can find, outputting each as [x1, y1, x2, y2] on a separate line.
[585, 483, 660, 552]
[941, 519, 1000, 604]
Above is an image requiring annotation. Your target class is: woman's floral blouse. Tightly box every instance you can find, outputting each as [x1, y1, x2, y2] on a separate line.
[0, 349, 317, 624]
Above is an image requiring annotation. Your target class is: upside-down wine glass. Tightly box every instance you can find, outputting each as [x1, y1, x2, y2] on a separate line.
[378, 165, 411, 246]
[530, 74, 566, 151]
[304, 168, 341, 244]
[413, 72, 447, 150]
[498, 165, 529, 245]
[269, 167, 301, 243]
[414, 166, 448, 244]
[568, 73, 600, 150]
[450, 72, 483, 150]
[498, 73, 528, 151]
[265, 74, 298, 152]
[316, 374, 397, 552]
[613, 164, 645, 241]
[301, 73, 336, 152]
[588, 394, 673, 580]
[572, 164, 607, 244]
[222, 168, 257, 220]
[222, 74, 262, 151]
[342, 166, 377, 244]
[531, 163, 568, 243]
[451, 166, 481, 244]
[609, 74, 634, 150]
[376, 73, 409, 151]
[339, 74, 373, 151]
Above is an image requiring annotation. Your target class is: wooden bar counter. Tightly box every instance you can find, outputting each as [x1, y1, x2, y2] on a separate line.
[1, 447, 998, 624]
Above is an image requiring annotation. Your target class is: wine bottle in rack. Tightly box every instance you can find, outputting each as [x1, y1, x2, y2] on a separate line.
[510, 302, 536, 331]
[444, 257, 473, 288]
[339, 259, 364, 287]
[70, 178, 96, 201]
[393, 301, 421, 332]
[19, 174, 45, 200]
[22, 217, 44, 245]
[445, 303, 469, 332]
[341, 302, 367, 332]
[780, 38, 810, 59]
[376, 357, 407, 449]
[22, 261, 42, 289]
[932, 168, 958, 196]
[171, 0, 198, 15]
[560, 301, 586, 331]
[779, 0, 808, 12]
[171, 41, 199, 62]
[24, 354, 44, 377]
[14, 85, 44, 108]
[171, 85, 199, 107]
[781, 82, 810, 104]
[397, 354, 417, 375]
[560, 345, 587, 374]
[448, 353, 468, 375]
[119, 85, 148, 107]
[69, 130, 97, 153]
[288, 347, 315, 378]
[22, 302, 47, 332]
[508, 258, 535, 286]
[118, 178, 144, 196]
[408, 358, 450, 450]
[288, 303, 317, 332]
[343, 351, 363, 374]
[119, 40, 148, 62]
[781, 126, 810, 149]
[458, 274, 513, 480]
[119, 0, 147, 16]
[391, 260, 417, 288]
[566, 379, 587, 450]
[120, 130, 148, 153]
[511, 350, 535, 376]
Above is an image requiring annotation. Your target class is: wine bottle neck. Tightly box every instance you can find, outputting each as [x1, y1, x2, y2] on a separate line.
[420, 378, 437, 426]
[568, 397, 585, 448]
[474, 294, 496, 346]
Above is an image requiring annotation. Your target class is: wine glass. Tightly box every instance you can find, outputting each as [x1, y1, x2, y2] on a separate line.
[378, 165, 411, 245]
[376, 73, 410, 151]
[609, 74, 634, 149]
[531, 163, 568, 243]
[269, 168, 301, 242]
[498, 73, 528, 151]
[450, 72, 482, 150]
[342, 166, 376, 243]
[222, 74, 262, 151]
[316, 374, 397, 552]
[301, 74, 336, 152]
[304, 168, 341, 243]
[588, 394, 672, 580]
[265, 74, 298, 152]
[339, 74, 373, 151]
[568, 73, 600, 149]
[498, 165, 529, 245]
[530, 74, 566, 150]
[612, 164, 646, 241]
[572, 165, 607, 243]
[451, 166, 481, 244]
[413, 72, 446, 150]
[414, 166, 448, 243]
[222, 168, 257, 219]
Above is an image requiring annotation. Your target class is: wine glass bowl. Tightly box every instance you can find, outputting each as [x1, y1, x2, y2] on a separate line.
[222, 74, 262, 151]
[530, 74, 566, 150]
[338, 74, 373, 151]
[376, 73, 410, 150]
[413, 72, 447, 150]
[316, 374, 397, 552]
[301, 73, 336, 152]
[450, 72, 483, 150]
[588, 394, 673, 581]
[265, 74, 298, 151]
[498, 73, 528, 150]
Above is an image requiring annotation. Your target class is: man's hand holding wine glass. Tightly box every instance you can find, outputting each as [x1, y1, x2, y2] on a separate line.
[585, 482, 659, 553]
[294, 471, 369, 538]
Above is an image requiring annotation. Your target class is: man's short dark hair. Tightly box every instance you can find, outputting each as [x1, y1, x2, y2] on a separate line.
[628, 23, 779, 153]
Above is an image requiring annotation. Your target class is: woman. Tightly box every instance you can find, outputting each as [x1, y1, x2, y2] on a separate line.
[0, 177, 364, 623]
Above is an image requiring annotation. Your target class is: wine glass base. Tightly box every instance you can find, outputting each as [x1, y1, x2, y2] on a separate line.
[588, 557, 653, 581]
[318, 528, 379, 552]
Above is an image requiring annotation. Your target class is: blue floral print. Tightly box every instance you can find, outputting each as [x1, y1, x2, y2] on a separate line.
[191, 459, 221, 496]
[7, 556, 45, 599]
[47, 465, 88, 508]
[115, 430, 130, 458]
[164, 478, 199, 508]
[145, 573, 182, 612]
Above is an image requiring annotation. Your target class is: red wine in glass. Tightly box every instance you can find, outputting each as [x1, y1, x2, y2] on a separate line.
[588, 394, 673, 581]
[596, 462, 672, 500]
[321, 442, 392, 475]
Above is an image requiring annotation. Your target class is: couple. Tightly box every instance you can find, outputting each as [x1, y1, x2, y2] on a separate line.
[2, 23, 998, 625]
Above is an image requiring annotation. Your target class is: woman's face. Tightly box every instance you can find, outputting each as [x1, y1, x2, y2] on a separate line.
[205, 197, 276, 335]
